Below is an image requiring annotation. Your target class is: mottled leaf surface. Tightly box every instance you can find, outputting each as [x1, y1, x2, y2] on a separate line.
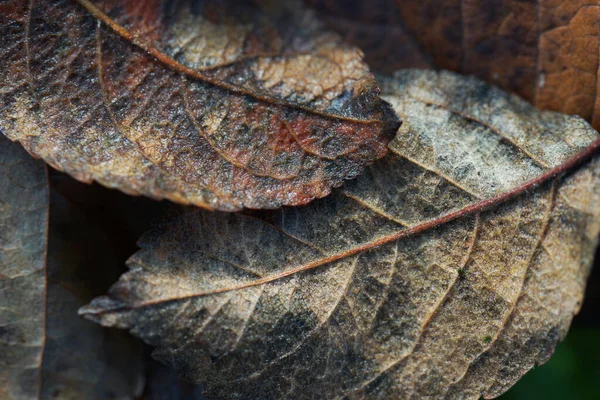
[81, 70, 600, 399]
[0, 134, 47, 400]
[0, 0, 399, 211]
[307, 0, 600, 130]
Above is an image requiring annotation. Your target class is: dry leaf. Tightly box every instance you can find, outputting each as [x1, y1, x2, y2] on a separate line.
[81, 70, 600, 399]
[0, 0, 399, 211]
[0, 134, 48, 400]
[307, 0, 600, 130]
[0, 134, 144, 399]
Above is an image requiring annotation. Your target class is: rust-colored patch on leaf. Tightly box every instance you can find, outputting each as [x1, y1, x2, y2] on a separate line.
[0, 0, 399, 211]
[120, 0, 162, 42]
[461, 0, 538, 100]
[536, 3, 600, 124]
[393, 0, 463, 70]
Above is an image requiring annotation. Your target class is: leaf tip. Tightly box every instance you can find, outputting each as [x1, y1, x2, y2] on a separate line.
[78, 296, 127, 326]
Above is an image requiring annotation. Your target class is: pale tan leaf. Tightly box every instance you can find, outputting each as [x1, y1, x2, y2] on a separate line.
[81, 70, 600, 399]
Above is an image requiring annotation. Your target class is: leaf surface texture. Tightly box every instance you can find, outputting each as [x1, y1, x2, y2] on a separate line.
[83, 70, 600, 399]
[0, 134, 48, 399]
[0, 0, 398, 211]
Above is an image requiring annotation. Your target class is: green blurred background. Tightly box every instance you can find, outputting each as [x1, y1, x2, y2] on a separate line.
[501, 245, 600, 399]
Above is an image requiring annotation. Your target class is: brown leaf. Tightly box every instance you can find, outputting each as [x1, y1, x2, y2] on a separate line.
[0, 0, 399, 211]
[306, 0, 600, 130]
[0, 134, 145, 399]
[81, 70, 600, 399]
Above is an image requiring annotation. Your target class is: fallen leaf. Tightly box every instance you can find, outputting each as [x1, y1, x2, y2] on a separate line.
[81, 70, 600, 399]
[306, 0, 600, 130]
[0, 134, 48, 400]
[0, 134, 145, 399]
[0, 0, 399, 211]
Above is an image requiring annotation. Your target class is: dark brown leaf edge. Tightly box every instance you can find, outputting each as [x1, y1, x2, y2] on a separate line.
[81, 70, 600, 399]
[0, 0, 400, 211]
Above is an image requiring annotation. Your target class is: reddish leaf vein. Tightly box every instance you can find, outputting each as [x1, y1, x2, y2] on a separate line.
[84, 138, 600, 313]
[73, 0, 390, 125]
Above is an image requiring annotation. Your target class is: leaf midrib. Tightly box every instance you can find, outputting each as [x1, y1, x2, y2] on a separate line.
[84, 137, 600, 312]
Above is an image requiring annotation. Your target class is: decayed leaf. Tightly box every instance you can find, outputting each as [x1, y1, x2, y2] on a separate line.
[0, 134, 47, 399]
[0, 0, 399, 211]
[0, 134, 144, 399]
[306, 0, 600, 130]
[81, 70, 600, 399]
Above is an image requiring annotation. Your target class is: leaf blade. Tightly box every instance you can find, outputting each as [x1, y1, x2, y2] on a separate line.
[0, 133, 146, 399]
[82, 70, 600, 399]
[0, 0, 399, 211]
[306, 0, 600, 131]
[0, 134, 48, 400]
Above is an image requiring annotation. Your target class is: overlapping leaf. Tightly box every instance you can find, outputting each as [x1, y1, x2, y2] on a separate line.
[307, 0, 600, 130]
[0, 134, 144, 400]
[81, 70, 600, 399]
[0, 0, 399, 211]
